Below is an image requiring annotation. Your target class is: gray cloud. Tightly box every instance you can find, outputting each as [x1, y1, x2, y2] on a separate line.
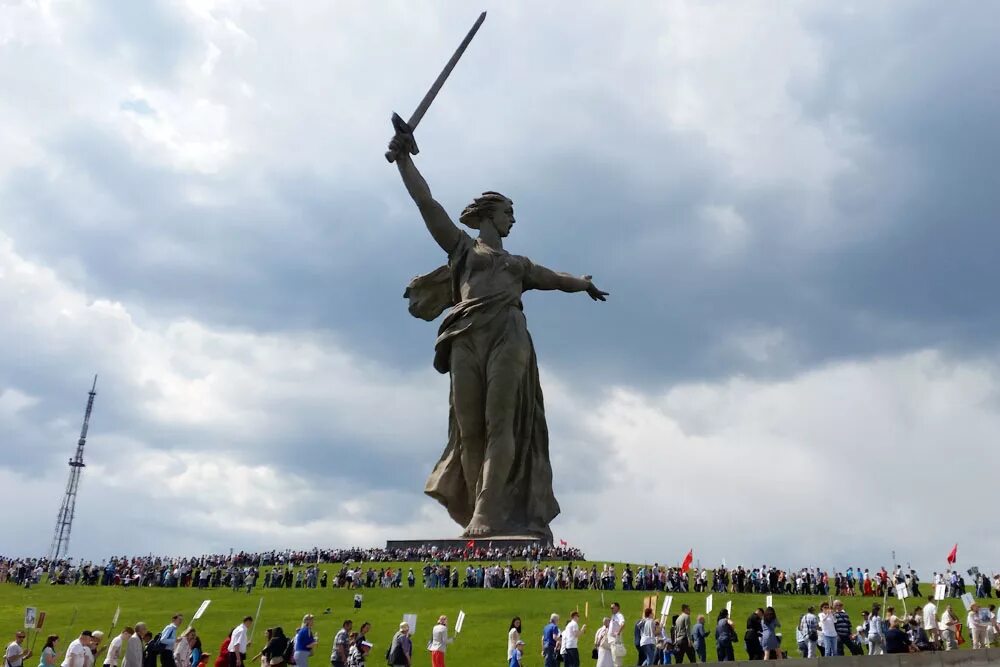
[1, 1, 999, 568]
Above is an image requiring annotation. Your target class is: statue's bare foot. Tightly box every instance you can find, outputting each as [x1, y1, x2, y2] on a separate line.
[462, 515, 494, 537]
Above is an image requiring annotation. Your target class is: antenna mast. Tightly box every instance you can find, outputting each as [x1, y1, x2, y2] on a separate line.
[49, 375, 98, 562]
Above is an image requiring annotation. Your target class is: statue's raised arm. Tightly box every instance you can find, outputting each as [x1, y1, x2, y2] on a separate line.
[388, 136, 461, 254]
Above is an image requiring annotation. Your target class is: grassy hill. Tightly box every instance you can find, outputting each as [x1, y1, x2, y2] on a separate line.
[1, 562, 979, 665]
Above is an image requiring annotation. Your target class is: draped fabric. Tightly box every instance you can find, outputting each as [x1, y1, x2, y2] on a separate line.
[404, 232, 560, 538]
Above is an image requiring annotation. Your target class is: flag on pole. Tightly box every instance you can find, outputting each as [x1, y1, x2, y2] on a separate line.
[559, 539, 567, 546]
[681, 549, 694, 574]
[947, 544, 958, 565]
[466, 539, 475, 549]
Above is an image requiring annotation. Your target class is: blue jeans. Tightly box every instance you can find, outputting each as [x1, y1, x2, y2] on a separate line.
[822, 636, 838, 657]
[640, 645, 656, 665]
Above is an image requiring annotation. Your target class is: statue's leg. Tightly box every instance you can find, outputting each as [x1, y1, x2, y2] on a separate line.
[465, 312, 530, 536]
[449, 335, 486, 519]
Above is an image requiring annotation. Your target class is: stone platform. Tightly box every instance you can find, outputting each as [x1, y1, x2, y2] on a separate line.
[386, 536, 550, 551]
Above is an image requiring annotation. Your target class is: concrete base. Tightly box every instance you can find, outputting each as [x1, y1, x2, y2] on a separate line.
[385, 536, 550, 551]
[723, 650, 1000, 666]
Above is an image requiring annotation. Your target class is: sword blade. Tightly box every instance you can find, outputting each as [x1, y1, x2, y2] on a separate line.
[407, 11, 486, 130]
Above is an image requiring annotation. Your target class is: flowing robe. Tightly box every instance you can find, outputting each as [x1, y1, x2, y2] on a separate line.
[404, 231, 560, 538]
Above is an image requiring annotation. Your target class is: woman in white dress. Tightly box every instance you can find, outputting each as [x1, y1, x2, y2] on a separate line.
[507, 618, 522, 663]
[594, 618, 613, 667]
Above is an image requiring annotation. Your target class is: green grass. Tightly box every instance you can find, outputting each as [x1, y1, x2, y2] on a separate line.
[0, 564, 982, 665]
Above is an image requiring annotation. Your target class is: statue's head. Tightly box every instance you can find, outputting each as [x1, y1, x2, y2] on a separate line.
[459, 191, 514, 237]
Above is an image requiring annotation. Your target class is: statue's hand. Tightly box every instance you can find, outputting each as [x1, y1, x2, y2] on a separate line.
[387, 134, 415, 162]
[583, 275, 609, 301]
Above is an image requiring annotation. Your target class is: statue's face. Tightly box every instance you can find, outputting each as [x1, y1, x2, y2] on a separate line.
[490, 204, 515, 237]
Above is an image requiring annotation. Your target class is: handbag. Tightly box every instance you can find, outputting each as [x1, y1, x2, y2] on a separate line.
[591, 647, 598, 660]
[612, 642, 626, 659]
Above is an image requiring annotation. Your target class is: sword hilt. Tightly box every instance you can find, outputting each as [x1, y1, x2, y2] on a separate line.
[385, 112, 419, 163]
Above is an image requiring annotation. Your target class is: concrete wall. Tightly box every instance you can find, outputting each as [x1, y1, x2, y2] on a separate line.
[728, 649, 1000, 666]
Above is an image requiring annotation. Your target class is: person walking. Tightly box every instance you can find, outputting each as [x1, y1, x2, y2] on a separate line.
[594, 619, 613, 667]
[427, 616, 453, 667]
[760, 608, 782, 660]
[832, 600, 861, 656]
[506, 618, 521, 665]
[156, 616, 182, 667]
[671, 605, 695, 664]
[745, 609, 763, 660]
[638, 609, 656, 666]
[691, 616, 707, 664]
[172, 630, 195, 667]
[261, 628, 288, 667]
[38, 636, 59, 667]
[818, 603, 837, 658]
[121, 624, 147, 667]
[330, 621, 352, 667]
[714, 610, 736, 662]
[562, 612, 583, 667]
[293, 616, 316, 667]
[542, 614, 561, 667]
[387, 623, 411, 667]
[939, 605, 958, 651]
[105, 629, 134, 667]
[7, 631, 34, 667]
[508, 640, 524, 667]
[922, 597, 939, 646]
[228, 618, 253, 667]
[867, 604, 885, 655]
[608, 603, 626, 667]
[61, 632, 93, 667]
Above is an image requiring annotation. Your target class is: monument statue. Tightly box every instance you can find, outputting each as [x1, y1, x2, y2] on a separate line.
[389, 147, 608, 539]
[385, 12, 608, 541]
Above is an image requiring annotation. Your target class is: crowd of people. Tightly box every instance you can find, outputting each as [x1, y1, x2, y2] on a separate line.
[3, 610, 454, 667]
[0, 544, 586, 590]
[7, 594, 1000, 667]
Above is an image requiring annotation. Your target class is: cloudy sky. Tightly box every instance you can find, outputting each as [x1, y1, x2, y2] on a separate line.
[2, 0, 998, 572]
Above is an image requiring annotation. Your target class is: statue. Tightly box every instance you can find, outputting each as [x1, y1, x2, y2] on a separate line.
[385, 13, 608, 540]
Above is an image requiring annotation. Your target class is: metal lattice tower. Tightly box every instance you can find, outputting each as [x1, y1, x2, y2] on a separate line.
[48, 375, 98, 563]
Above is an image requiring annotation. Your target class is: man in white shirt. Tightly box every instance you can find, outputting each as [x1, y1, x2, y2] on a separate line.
[561, 611, 583, 667]
[6, 631, 32, 667]
[62, 632, 93, 667]
[922, 597, 939, 644]
[103, 628, 133, 667]
[608, 603, 625, 667]
[228, 617, 253, 667]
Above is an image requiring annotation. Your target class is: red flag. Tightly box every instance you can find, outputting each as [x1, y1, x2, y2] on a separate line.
[947, 543, 958, 565]
[680, 549, 694, 573]
[559, 539, 567, 546]
[466, 539, 475, 549]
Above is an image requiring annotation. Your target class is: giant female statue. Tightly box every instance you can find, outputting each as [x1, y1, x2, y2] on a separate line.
[388, 133, 608, 539]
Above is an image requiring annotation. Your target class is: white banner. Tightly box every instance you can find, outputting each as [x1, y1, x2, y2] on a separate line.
[403, 614, 417, 636]
[896, 583, 910, 600]
[934, 584, 946, 601]
[661, 596, 673, 618]
[455, 610, 466, 634]
[726, 601, 732, 619]
[706, 595, 713, 614]
[765, 595, 773, 609]
[192, 600, 212, 621]
[24, 608, 37, 629]
[111, 606, 121, 628]
[961, 593, 974, 611]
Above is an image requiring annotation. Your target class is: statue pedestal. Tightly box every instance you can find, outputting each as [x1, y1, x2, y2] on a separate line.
[385, 536, 550, 551]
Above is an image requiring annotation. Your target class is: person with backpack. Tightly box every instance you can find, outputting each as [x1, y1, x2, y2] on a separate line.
[158, 616, 183, 667]
[714, 609, 735, 662]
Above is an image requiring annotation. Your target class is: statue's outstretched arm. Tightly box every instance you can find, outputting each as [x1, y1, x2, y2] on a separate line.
[389, 138, 461, 254]
[527, 263, 609, 302]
